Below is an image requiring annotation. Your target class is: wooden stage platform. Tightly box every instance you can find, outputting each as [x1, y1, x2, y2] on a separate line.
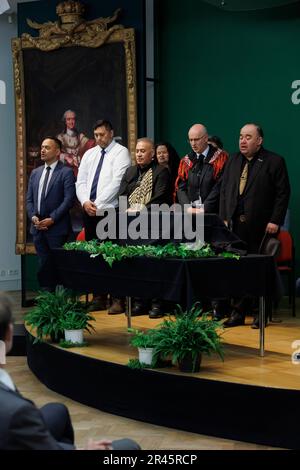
[26, 309, 300, 449]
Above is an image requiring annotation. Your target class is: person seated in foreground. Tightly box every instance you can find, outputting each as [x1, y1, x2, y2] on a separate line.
[0, 292, 140, 450]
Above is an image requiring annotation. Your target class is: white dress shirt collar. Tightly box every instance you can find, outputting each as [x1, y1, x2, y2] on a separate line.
[101, 139, 116, 154]
[44, 160, 59, 171]
[0, 367, 15, 391]
[196, 145, 209, 159]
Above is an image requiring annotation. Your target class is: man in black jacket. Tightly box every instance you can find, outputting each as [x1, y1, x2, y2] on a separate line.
[176, 124, 229, 319]
[176, 123, 228, 213]
[220, 123, 290, 327]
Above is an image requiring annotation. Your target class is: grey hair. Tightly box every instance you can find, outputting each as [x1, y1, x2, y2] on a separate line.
[136, 137, 155, 149]
[62, 109, 76, 122]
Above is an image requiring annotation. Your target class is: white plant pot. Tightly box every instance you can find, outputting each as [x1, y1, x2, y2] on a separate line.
[138, 347, 154, 365]
[64, 329, 84, 344]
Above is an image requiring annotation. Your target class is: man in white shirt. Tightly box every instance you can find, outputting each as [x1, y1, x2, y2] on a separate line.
[76, 119, 131, 241]
[76, 120, 131, 313]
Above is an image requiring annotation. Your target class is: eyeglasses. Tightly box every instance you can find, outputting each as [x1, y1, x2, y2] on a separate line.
[188, 135, 206, 143]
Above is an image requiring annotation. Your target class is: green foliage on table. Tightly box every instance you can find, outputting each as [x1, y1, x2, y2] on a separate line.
[63, 240, 238, 267]
[152, 303, 224, 371]
[25, 286, 94, 343]
[218, 251, 240, 260]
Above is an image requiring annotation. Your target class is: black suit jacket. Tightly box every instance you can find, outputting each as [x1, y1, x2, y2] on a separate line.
[0, 382, 74, 450]
[177, 145, 225, 213]
[26, 161, 76, 236]
[118, 163, 172, 206]
[219, 147, 290, 236]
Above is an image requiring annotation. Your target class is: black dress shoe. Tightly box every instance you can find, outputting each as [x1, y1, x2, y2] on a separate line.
[224, 310, 245, 328]
[212, 310, 225, 321]
[87, 294, 108, 312]
[149, 305, 164, 319]
[251, 316, 268, 329]
[131, 302, 147, 316]
[108, 298, 125, 315]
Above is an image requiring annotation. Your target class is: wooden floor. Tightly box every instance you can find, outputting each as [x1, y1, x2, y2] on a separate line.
[6, 356, 276, 450]
[28, 307, 300, 391]
[9, 291, 300, 449]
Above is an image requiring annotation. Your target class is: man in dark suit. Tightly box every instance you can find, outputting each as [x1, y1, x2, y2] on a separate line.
[26, 137, 76, 289]
[176, 123, 228, 213]
[0, 293, 140, 450]
[220, 123, 290, 327]
[176, 124, 229, 320]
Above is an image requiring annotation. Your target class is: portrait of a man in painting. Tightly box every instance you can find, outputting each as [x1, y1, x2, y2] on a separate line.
[12, 1, 137, 253]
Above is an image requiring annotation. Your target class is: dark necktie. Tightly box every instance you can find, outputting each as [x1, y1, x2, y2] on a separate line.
[239, 161, 249, 195]
[195, 154, 205, 177]
[90, 148, 106, 202]
[39, 166, 51, 217]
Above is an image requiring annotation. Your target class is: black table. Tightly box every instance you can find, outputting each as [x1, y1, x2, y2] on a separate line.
[53, 249, 278, 356]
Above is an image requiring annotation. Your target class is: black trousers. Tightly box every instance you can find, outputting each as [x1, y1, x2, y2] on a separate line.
[33, 232, 69, 289]
[232, 217, 272, 319]
[40, 403, 74, 445]
[83, 213, 103, 241]
[83, 212, 118, 242]
[232, 217, 263, 254]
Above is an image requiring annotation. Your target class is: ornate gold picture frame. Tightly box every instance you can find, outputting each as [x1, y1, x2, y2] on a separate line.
[12, 1, 137, 254]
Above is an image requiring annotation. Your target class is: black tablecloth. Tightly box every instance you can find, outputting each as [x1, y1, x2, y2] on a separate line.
[53, 250, 278, 309]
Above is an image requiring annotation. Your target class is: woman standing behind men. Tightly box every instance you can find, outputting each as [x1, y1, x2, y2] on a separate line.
[175, 123, 228, 214]
[154, 142, 180, 202]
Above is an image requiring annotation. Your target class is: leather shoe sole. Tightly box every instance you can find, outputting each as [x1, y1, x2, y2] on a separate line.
[129, 306, 148, 316]
[224, 316, 245, 328]
[108, 308, 125, 315]
[149, 311, 164, 319]
[88, 301, 107, 312]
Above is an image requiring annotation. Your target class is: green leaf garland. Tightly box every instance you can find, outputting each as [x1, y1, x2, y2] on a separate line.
[64, 240, 239, 266]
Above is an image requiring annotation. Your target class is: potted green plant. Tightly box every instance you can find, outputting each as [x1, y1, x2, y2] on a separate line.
[59, 310, 95, 344]
[153, 303, 224, 373]
[128, 328, 159, 365]
[25, 286, 94, 344]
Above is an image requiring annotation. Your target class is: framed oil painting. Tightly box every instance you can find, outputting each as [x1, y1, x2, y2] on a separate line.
[12, 1, 137, 254]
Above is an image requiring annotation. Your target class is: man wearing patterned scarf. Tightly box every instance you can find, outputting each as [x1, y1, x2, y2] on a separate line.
[119, 138, 171, 210]
[118, 138, 171, 318]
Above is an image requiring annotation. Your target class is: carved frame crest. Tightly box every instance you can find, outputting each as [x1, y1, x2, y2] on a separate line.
[12, 1, 137, 254]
